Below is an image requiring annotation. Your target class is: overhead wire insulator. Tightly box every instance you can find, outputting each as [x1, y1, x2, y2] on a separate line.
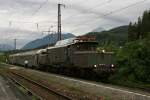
[9, 21, 12, 27]
[36, 23, 39, 30]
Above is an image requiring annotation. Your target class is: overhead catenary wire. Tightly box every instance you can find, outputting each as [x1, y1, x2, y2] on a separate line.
[68, 0, 148, 33]
[62, 0, 112, 23]
[31, 0, 49, 16]
[36, 0, 112, 26]
[8, 0, 57, 31]
[32, 0, 106, 23]
[9, 20, 57, 26]
[3, 0, 149, 43]
[8, 20, 57, 31]
[7, 0, 112, 33]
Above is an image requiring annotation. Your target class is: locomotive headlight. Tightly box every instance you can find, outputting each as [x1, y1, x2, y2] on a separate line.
[94, 65, 97, 68]
[111, 64, 114, 67]
[102, 49, 105, 53]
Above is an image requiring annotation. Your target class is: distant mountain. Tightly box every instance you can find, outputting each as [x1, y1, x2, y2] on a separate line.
[92, 27, 105, 32]
[0, 44, 14, 51]
[87, 25, 128, 45]
[22, 33, 75, 50]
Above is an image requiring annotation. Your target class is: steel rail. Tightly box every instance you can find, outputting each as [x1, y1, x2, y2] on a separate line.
[10, 71, 72, 100]
[7, 74, 43, 100]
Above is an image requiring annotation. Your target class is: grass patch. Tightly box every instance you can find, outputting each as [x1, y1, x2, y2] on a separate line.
[109, 77, 150, 92]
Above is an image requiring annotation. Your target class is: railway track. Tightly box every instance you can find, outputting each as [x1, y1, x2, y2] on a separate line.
[8, 71, 73, 100]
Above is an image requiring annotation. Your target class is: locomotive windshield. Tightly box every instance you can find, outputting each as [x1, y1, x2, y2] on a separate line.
[74, 42, 98, 51]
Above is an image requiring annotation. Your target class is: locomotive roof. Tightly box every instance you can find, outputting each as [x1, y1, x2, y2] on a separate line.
[10, 49, 46, 56]
[10, 37, 98, 56]
[55, 38, 76, 47]
[48, 37, 98, 49]
[9, 38, 77, 56]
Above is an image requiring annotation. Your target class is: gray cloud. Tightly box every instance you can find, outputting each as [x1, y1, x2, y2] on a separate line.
[0, 27, 42, 48]
[0, 0, 150, 48]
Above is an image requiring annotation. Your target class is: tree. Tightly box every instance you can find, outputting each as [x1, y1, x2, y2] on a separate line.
[141, 10, 150, 38]
[128, 22, 133, 41]
[128, 10, 150, 41]
[137, 17, 142, 39]
[115, 37, 150, 83]
[128, 22, 137, 41]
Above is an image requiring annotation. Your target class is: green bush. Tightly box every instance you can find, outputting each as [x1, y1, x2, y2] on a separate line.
[112, 36, 150, 83]
[0, 53, 6, 63]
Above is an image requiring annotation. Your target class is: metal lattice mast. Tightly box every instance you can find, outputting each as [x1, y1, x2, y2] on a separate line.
[57, 3, 65, 41]
[14, 39, 17, 50]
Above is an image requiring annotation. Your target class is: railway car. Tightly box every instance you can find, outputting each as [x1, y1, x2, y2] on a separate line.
[8, 36, 116, 78]
[9, 50, 37, 67]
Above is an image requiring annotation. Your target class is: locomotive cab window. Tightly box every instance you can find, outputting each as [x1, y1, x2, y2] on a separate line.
[74, 42, 98, 51]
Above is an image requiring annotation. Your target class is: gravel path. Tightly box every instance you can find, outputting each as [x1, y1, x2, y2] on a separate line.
[2, 63, 150, 100]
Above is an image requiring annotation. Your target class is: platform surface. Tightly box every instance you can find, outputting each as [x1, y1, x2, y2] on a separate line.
[0, 76, 20, 100]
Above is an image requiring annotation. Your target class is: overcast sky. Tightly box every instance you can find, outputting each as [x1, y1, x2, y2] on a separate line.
[0, 0, 150, 48]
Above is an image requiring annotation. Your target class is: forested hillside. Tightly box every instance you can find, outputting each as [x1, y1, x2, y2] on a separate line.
[110, 10, 150, 88]
[87, 25, 128, 46]
[22, 33, 75, 50]
[128, 10, 150, 41]
[0, 44, 14, 51]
